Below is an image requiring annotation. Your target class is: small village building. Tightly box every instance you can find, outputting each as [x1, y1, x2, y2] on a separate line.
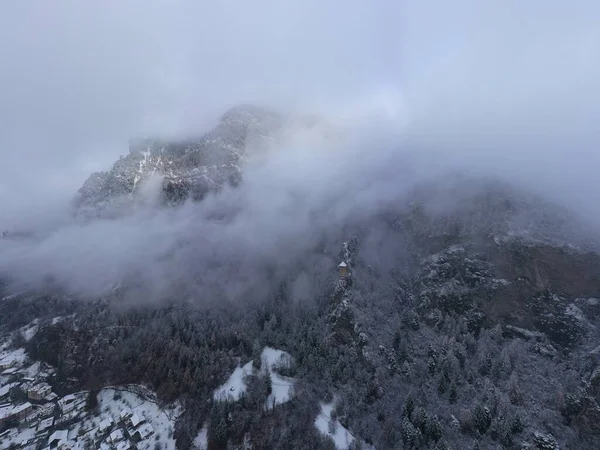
[37, 403, 56, 418]
[37, 417, 54, 433]
[120, 408, 133, 421]
[129, 413, 145, 428]
[338, 261, 348, 276]
[45, 392, 58, 402]
[98, 417, 114, 434]
[116, 441, 132, 450]
[49, 429, 69, 448]
[109, 429, 125, 443]
[0, 405, 14, 426]
[134, 422, 154, 440]
[28, 383, 52, 401]
[58, 394, 76, 414]
[0, 382, 17, 399]
[0, 358, 16, 370]
[12, 402, 33, 420]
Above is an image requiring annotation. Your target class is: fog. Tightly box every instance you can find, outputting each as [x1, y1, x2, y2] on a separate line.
[0, 1, 599, 301]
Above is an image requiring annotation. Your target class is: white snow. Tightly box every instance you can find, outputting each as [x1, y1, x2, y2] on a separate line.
[213, 347, 297, 407]
[565, 304, 586, 322]
[130, 413, 144, 428]
[261, 347, 295, 408]
[99, 417, 113, 432]
[110, 429, 124, 442]
[193, 424, 208, 450]
[0, 348, 27, 367]
[214, 360, 254, 401]
[0, 382, 18, 397]
[261, 347, 292, 372]
[314, 402, 355, 450]
[267, 372, 295, 408]
[19, 321, 39, 341]
[134, 422, 154, 440]
[21, 362, 41, 378]
[132, 150, 152, 193]
[88, 388, 179, 450]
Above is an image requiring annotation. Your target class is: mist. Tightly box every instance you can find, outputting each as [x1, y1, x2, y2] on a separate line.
[0, 1, 599, 301]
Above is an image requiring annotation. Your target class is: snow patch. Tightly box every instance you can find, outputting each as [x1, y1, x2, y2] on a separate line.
[213, 347, 297, 407]
[192, 424, 208, 450]
[314, 402, 355, 450]
[0, 348, 27, 367]
[261, 347, 295, 408]
[213, 360, 254, 401]
[18, 321, 39, 341]
[565, 303, 586, 322]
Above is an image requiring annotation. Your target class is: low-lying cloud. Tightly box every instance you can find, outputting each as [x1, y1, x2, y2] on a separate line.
[0, 1, 599, 302]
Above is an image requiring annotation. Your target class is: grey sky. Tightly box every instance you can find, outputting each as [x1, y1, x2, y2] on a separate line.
[0, 1, 599, 298]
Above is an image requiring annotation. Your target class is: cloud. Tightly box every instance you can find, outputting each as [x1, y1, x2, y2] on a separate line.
[0, 1, 599, 301]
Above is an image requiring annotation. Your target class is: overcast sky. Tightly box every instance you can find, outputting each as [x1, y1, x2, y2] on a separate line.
[0, 1, 599, 298]
[1, 1, 598, 197]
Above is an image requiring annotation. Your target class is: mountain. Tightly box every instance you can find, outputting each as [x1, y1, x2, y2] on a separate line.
[1, 106, 600, 450]
[74, 105, 284, 218]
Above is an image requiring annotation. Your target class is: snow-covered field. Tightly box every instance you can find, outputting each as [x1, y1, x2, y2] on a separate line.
[213, 347, 296, 407]
[314, 402, 355, 450]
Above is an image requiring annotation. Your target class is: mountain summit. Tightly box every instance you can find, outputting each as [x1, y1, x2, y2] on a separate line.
[74, 105, 284, 217]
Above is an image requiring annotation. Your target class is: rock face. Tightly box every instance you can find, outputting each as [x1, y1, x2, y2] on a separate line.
[74, 105, 283, 217]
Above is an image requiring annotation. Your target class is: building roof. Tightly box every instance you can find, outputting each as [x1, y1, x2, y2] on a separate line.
[45, 392, 58, 401]
[0, 357, 16, 366]
[120, 408, 133, 419]
[12, 402, 32, 414]
[49, 430, 69, 444]
[130, 413, 144, 428]
[135, 422, 154, 439]
[1, 367, 18, 375]
[29, 383, 51, 395]
[338, 261, 347, 268]
[0, 382, 17, 397]
[116, 441, 131, 450]
[60, 394, 76, 403]
[37, 417, 54, 432]
[99, 417, 113, 430]
[110, 429, 124, 442]
[0, 405, 13, 420]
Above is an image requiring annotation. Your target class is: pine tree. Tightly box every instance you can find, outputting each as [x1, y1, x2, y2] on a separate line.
[428, 356, 437, 376]
[427, 415, 443, 442]
[449, 382, 458, 404]
[510, 414, 524, 434]
[473, 405, 492, 434]
[438, 375, 448, 394]
[404, 394, 415, 419]
[413, 407, 428, 434]
[401, 417, 417, 448]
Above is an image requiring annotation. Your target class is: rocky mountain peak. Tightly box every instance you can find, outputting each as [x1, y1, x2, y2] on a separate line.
[74, 105, 284, 218]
